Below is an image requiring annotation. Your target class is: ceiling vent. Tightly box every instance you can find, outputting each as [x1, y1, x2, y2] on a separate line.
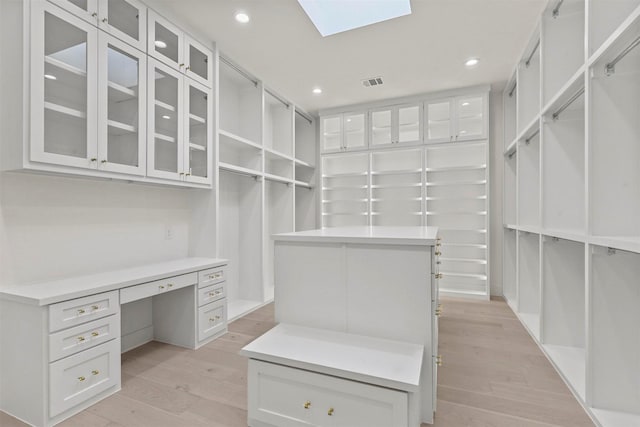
[362, 76, 384, 87]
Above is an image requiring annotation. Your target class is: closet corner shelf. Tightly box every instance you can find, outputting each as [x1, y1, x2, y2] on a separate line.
[541, 65, 586, 117]
[218, 162, 262, 178]
[219, 129, 262, 150]
[588, 235, 640, 254]
[516, 115, 540, 143]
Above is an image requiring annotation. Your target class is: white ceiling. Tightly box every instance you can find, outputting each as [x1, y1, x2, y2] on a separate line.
[147, 0, 546, 114]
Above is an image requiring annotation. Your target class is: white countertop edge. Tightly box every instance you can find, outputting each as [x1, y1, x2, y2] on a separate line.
[273, 226, 439, 246]
[0, 257, 228, 306]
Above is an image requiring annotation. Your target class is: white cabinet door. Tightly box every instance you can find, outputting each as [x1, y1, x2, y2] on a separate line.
[147, 58, 184, 181]
[454, 94, 486, 141]
[321, 115, 343, 153]
[425, 99, 453, 143]
[30, 2, 99, 169]
[148, 10, 184, 72]
[397, 103, 422, 144]
[343, 112, 367, 150]
[184, 35, 213, 88]
[48, 0, 100, 25]
[370, 107, 393, 147]
[183, 78, 212, 185]
[97, 32, 146, 176]
[97, 0, 147, 52]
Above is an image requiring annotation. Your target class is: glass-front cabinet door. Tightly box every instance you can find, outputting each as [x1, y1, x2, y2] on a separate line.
[425, 99, 453, 143]
[343, 112, 366, 150]
[397, 103, 422, 144]
[148, 10, 184, 72]
[321, 115, 342, 153]
[147, 58, 184, 181]
[48, 0, 99, 24]
[455, 95, 486, 141]
[31, 2, 98, 169]
[98, 0, 147, 51]
[184, 79, 212, 184]
[185, 36, 213, 88]
[370, 108, 393, 146]
[97, 33, 146, 175]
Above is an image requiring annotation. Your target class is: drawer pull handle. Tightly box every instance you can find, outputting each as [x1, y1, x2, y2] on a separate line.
[92, 305, 99, 310]
[208, 274, 215, 279]
[167, 284, 173, 288]
[78, 376, 86, 382]
[77, 309, 85, 315]
[209, 315, 221, 322]
[436, 355, 443, 366]
[77, 336, 85, 342]
[92, 332, 99, 337]
[159, 285, 165, 290]
[92, 370, 100, 376]
[435, 251, 442, 256]
[304, 401, 311, 409]
[435, 273, 443, 279]
[328, 408, 334, 416]
[435, 309, 442, 316]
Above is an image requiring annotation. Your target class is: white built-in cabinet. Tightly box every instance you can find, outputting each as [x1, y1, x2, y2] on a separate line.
[425, 95, 486, 144]
[502, 1, 640, 426]
[320, 111, 367, 153]
[370, 103, 422, 147]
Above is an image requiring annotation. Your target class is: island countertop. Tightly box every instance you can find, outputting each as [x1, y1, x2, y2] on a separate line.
[273, 226, 439, 246]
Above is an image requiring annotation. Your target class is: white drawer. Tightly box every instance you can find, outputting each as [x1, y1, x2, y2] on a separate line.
[248, 360, 409, 427]
[49, 314, 120, 362]
[49, 339, 120, 417]
[198, 299, 226, 341]
[49, 291, 119, 333]
[198, 265, 226, 288]
[198, 282, 226, 307]
[120, 272, 197, 304]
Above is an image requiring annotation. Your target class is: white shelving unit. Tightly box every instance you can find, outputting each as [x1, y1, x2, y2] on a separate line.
[321, 152, 370, 228]
[503, 1, 640, 425]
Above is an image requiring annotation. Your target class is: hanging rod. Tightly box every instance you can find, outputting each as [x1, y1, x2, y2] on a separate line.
[525, 39, 540, 68]
[552, 0, 565, 18]
[508, 150, 516, 159]
[552, 87, 584, 120]
[220, 166, 260, 180]
[605, 35, 640, 75]
[265, 89, 290, 109]
[220, 55, 259, 87]
[508, 81, 517, 97]
[525, 128, 540, 144]
[296, 109, 313, 125]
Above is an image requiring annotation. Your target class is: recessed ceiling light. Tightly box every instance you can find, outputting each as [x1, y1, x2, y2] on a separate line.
[155, 40, 167, 49]
[465, 57, 480, 68]
[312, 87, 322, 94]
[162, 115, 171, 119]
[44, 74, 57, 80]
[235, 12, 250, 23]
[462, 102, 470, 106]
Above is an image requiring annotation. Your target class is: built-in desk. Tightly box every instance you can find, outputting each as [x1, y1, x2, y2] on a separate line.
[0, 257, 227, 427]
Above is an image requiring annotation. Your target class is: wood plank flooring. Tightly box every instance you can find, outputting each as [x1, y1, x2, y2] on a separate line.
[0, 297, 594, 427]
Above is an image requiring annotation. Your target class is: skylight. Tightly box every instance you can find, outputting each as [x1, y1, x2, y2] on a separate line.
[297, 0, 412, 37]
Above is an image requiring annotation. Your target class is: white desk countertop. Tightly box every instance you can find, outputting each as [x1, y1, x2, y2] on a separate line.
[240, 323, 424, 392]
[0, 257, 227, 306]
[273, 226, 439, 246]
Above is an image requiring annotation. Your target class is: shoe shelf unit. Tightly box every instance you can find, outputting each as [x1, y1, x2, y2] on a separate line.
[217, 56, 317, 321]
[502, 0, 640, 425]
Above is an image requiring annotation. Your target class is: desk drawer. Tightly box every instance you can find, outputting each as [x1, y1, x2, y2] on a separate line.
[49, 291, 119, 333]
[248, 360, 408, 427]
[198, 282, 225, 307]
[120, 272, 197, 304]
[198, 265, 226, 288]
[49, 339, 120, 417]
[49, 314, 120, 362]
[198, 299, 226, 341]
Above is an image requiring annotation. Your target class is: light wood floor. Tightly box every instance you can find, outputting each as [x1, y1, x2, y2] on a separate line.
[1, 297, 594, 427]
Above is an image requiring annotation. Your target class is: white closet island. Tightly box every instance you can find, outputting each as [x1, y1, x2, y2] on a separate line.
[249, 226, 441, 425]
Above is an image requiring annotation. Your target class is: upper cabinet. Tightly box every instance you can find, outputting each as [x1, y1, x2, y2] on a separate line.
[148, 11, 213, 88]
[320, 112, 367, 153]
[425, 94, 487, 143]
[370, 103, 422, 147]
[49, 0, 147, 51]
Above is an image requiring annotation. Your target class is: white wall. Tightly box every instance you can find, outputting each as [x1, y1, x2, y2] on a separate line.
[0, 172, 192, 287]
[489, 88, 505, 296]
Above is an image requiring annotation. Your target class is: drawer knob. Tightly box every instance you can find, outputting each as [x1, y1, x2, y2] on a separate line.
[92, 332, 99, 337]
[208, 274, 215, 279]
[209, 316, 221, 322]
[209, 292, 215, 296]
[159, 285, 165, 290]
[435, 309, 442, 316]
[304, 401, 311, 409]
[92, 305, 99, 310]
[435, 273, 443, 279]
[436, 355, 443, 366]
[328, 407, 334, 416]
[167, 284, 173, 288]
[78, 376, 86, 382]
[92, 370, 100, 376]
[77, 336, 85, 342]
[435, 251, 442, 256]
[77, 309, 85, 315]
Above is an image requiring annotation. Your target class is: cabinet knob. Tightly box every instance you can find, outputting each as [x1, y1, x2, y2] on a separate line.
[179, 172, 185, 176]
[327, 408, 334, 416]
[179, 63, 185, 68]
[77, 309, 85, 315]
[92, 370, 100, 376]
[435, 251, 442, 256]
[435, 273, 443, 279]
[101, 160, 107, 164]
[91, 12, 97, 17]
[90, 158, 97, 162]
[159, 285, 165, 290]
[77, 336, 85, 342]
[167, 284, 173, 288]
[78, 376, 86, 382]
[102, 18, 108, 23]
[92, 305, 99, 310]
[92, 332, 99, 337]
[435, 309, 442, 316]
[186, 65, 191, 71]
[304, 401, 311, 409]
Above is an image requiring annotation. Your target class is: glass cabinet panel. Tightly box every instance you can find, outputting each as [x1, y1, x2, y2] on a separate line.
[456, 96, 485, 140]
[100, 0, 146, 51]
[426, 101, 452, 143]
[371, 109, 392, 146]
[149, 11, 183, 71]
[185, 37, 212, 87]
[185, 81, 210, 182]
[49, 0, 99, 24]
[398, 105, 421, 143]
[322, 116, 342, 152]
[344, 112, 366, 149]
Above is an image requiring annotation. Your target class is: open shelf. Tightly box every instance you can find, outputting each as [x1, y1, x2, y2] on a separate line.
[542, 0, 585, 106]
[590, 245, 640, 419]
[517, 128, 540, 227]
[541, 236, 585, 399]
[219, 130, 262, 173]
[589, 0, 640, 56]
[322, 153, 369, 227]
[265, 150, 293, 181]
[518, 34, 541, 134]
[219, 58, 262, 145]
[503, 227, 517, 303]
[264, 90, 293, 156]
[264, 179, 294, 301]
[542, 86, 585, 234]
[517, 231, 540, 339]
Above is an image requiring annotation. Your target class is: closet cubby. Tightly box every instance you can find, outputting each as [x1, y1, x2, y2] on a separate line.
[541, 236, 586, 399]
[517, 231, 541, 339]
[542, 87, 585, 234]
[264, 151, 293, 181]
[541, 0, 585, 106]
[264, 91, 293, 156]
[589, 40, 640, 250]
[504, 74, 518, 149]
[321, 153, 369, 227]
[370, 148, 423, 226]
[219, 171, 264, 321]
[504, 151, 517, 226]
[264, 181, 294, 301]
[295, 186, 316, 231]
[219, 131, 262, 174]
[517, 128, 540, 228]
[218, 58, 262, 144]
[517, 35, 541, 134]
[589, 0, 640, 56]
[295, 110, 316, 166]
[503, 228, 517, 303]
[589, 246, 640, 423]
